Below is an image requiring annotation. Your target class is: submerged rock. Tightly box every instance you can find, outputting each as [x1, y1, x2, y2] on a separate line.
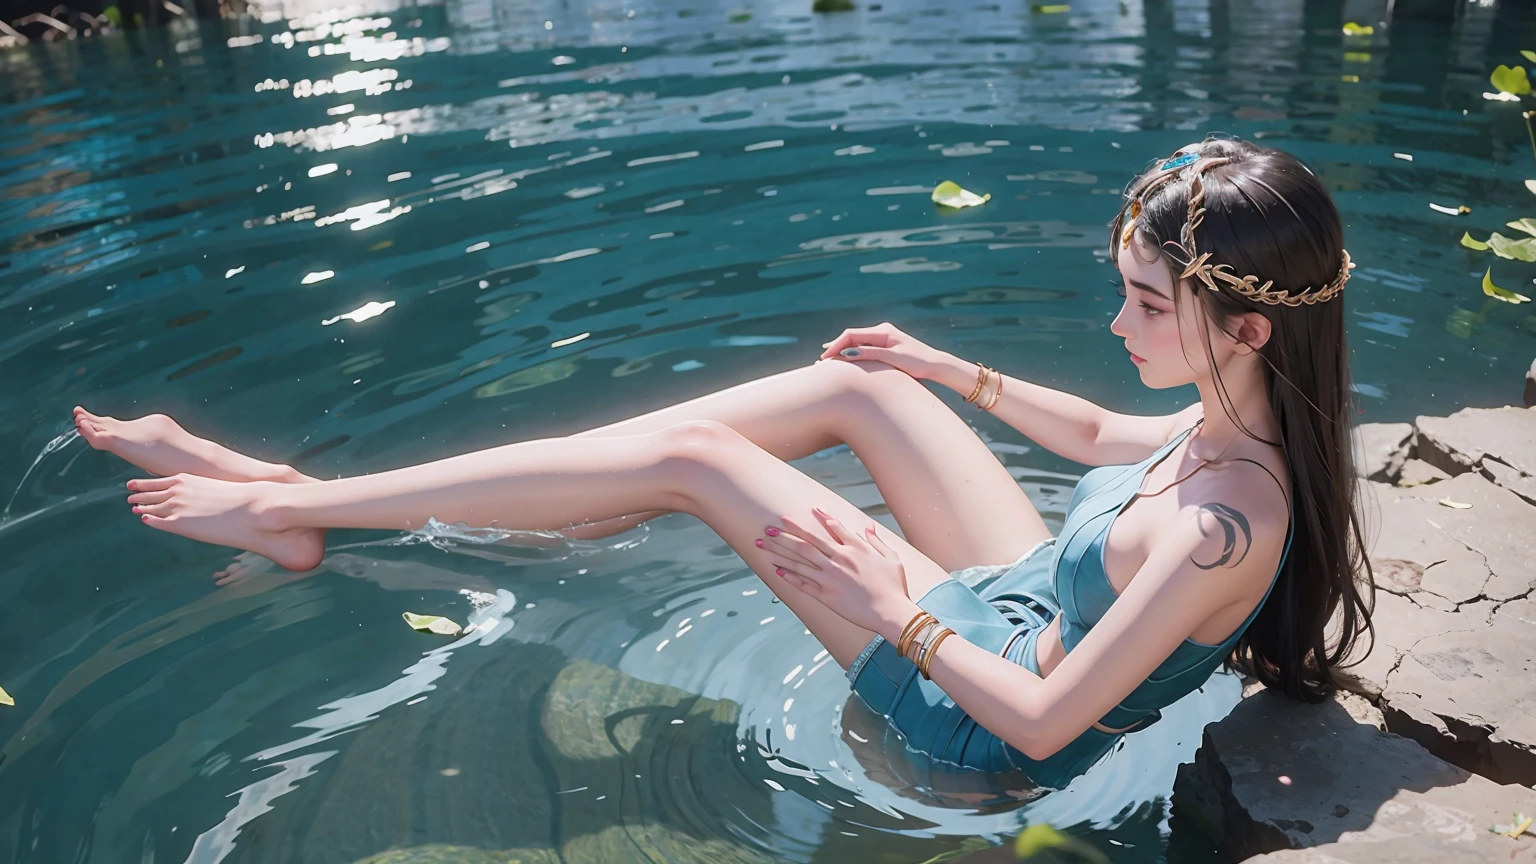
[1171, 690, 1536, 860]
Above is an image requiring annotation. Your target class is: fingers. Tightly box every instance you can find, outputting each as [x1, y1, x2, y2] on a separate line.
[127, 490, 172, 506]
[819, 325, 893, 360]
[777, 516, 841, 559]
[757, 532, 824, 571]
[773, 565, 821, 598]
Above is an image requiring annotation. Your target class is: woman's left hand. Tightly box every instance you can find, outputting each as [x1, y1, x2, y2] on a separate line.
[758, 508, 914, 637]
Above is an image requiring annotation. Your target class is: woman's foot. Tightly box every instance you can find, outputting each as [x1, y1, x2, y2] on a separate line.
[73, 407, 310, 484]
[128, 475, 326, 572]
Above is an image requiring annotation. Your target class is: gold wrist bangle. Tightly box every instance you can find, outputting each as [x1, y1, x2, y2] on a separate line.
[897, 612, 936, 658]
[915, 623, 945, 675]
[906, 620, 940, 664]
[920, 628, 955, 679]
[964, 364, 987, 403]
[982, 370, 1003, 411]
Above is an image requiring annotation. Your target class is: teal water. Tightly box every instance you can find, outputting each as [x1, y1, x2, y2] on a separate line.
[3, 1, 1535, 862]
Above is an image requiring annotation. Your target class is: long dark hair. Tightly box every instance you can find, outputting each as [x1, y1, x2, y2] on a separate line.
[1108, 137, 1374, 702]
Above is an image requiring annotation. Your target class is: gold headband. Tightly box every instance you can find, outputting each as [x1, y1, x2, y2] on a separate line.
[1121, 151, 1353, 308]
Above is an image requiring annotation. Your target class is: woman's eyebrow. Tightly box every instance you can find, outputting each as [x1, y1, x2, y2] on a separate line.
[1125, 277, 1170, 300]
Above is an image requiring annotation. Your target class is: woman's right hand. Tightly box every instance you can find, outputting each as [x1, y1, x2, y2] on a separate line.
[818, 322, 949, 381]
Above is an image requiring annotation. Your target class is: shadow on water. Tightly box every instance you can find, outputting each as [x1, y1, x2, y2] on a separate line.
[3, 0, 1536, 861]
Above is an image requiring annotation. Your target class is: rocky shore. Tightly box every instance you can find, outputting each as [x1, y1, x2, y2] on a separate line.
[1172, 404, 1536, 861]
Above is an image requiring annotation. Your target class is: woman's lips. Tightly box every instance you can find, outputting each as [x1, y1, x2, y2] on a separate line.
[1129, 352, 1146, 365]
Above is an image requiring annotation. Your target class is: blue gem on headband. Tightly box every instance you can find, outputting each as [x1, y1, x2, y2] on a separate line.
[1158, 152, 1199, 172]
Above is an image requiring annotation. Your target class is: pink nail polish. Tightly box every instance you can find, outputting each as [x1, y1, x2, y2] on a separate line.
[766, 527, 780, 536]
[754, 539, 764, 547]
[775, 567, 786, 576]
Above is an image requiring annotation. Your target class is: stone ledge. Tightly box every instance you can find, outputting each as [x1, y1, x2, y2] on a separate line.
[1341, 409, 1536, 787]
[1171, 689, 1536, 861]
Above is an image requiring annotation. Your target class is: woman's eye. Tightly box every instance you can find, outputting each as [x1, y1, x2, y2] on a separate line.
[1140, 302, 1163, 317]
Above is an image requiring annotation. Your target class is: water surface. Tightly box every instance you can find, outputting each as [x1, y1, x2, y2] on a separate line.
[3, 1, 1534, 861]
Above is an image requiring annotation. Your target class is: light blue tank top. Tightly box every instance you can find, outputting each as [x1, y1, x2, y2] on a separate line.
[1050, 424, 1293, 731]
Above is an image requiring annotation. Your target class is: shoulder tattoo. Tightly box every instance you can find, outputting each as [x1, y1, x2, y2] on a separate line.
[1190, 503, 1252, 571]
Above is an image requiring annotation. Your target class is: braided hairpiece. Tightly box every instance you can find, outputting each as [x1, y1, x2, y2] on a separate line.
[1122, 150, 1353, 308]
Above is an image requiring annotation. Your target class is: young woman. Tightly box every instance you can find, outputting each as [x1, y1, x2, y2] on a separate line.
[73, 137, 1374, 790]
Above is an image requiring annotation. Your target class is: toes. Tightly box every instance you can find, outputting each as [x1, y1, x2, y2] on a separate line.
[135, 501, 176, 518]
[140, 513, 175, 531]
[127, 490, 172, 506]
[127, 476, 178, 493]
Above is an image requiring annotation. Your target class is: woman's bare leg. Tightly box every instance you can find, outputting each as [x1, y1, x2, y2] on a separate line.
[94, 359, 1049, 570]
[127, 420, 964, 667]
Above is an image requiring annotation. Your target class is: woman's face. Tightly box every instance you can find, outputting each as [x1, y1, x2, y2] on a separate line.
[1109, 233, 1221, 389]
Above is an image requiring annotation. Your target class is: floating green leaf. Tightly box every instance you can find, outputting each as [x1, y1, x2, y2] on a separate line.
[1015, 824, 1111, 864]
[1486, 232, 1536, 261]
[1491, 812, 1533, 838]
[1508, 218, 1536, 236]
[932, 180, 990, 208]
[1461, 232, 1490, 251]
[1032, 3, 1070, 12]
[1523, 51, 1536, 64]
[728, 11, 752, 21]
[1342, 22, 1374, 36]
[811, 0, 855, 11]
[0, 685, 12, 707]
[1526, 180, 1536, 195]
[1482, 268, 1533, 304]
[101, 4, 121, 26]
[403, 612, 464, 636]
[1491, 65, 1532, 95]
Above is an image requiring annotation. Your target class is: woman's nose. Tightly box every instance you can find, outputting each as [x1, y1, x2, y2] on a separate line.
[1109, 303, 1132, 338]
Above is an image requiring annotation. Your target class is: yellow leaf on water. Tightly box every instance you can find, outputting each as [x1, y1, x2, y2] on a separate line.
[402, 612, 464, 636]
[1462, 232, 1490, 251]
[1526, 180, 1536, 195]
[1015, 824, 1111, 864]
[1491, 812, 1532, 838]
[1491, 65, 1532, 96]
[1342, 21, 1374, 36]
[1437, 498, 1473, 509]
[1031, 3, 1070, 12]
[1524, 51, 1536, 64]
[0, 686, 12, 707]
[1508, 218, 1536, 236]
[1483, 268, 1533, 304]
[931, 180, 990, 209]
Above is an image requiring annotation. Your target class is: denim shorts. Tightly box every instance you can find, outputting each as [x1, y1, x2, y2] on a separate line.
[846, 538, 1121, 788]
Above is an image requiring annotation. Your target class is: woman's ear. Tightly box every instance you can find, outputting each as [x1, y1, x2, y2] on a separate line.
[1227, 311, 1272, 355]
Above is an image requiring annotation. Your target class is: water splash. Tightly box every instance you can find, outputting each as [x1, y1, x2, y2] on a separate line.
[2, 427, 79, 522]
[331, 515, 651, 564]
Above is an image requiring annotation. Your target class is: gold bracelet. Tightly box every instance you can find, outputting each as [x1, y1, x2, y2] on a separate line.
[964, 363, 987, 403]
[896, 611, 936, 658]
[915, 623, 948, 675]
[982, 369, 1003, 411]
[905, 619, 940, 665]
[920, 628, 955, 679]
[898, 613, 936, 658]
[974, 369, 995, 409]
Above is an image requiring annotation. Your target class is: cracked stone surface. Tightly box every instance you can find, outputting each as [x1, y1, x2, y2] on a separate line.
[1248, 835, 1536, 863]
[1170, 690, 1536, 861]
[1380, 598, 1536, 786]
[1344, 471, 1536, 785]
[1415, 405, 1536, 502]
[1352, 422, 1413, 482]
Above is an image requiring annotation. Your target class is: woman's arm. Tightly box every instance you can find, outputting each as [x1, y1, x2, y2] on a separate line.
[870, 479, 1285, 759]
[926, 352, 1200, 467]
